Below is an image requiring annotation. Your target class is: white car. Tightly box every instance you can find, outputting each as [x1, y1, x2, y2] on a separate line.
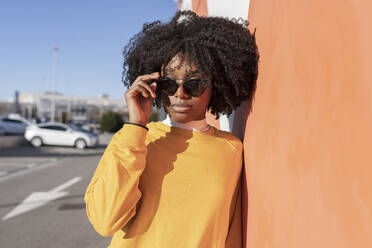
[24, 122, 98, 149]
[0, 114, 32, 135]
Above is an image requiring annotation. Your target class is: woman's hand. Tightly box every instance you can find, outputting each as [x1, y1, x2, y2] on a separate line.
[124, 72, 159, 126]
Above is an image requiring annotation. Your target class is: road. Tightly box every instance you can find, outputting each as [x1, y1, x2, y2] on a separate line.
[0, 143, 112, 248]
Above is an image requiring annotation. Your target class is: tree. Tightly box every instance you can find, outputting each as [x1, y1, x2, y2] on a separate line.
[148, 111, 159, 122]
[61, 111, 68, 123]
[100, 111, 124, 133]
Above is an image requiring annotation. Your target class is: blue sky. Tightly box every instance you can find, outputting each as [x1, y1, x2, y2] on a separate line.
[0, 0, 178, 101]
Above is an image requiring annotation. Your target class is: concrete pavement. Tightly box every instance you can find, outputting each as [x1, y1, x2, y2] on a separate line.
[0, 139, 113, 248]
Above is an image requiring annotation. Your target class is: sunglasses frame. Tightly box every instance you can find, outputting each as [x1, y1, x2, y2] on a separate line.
[150, 77, 209, 97]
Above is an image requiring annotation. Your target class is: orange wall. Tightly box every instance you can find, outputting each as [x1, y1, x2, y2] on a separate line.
[191, 0, 208, 17]
[245, 0, 372, 246]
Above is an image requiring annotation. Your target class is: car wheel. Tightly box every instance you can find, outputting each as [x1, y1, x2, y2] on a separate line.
[75, 138, 87, 149]
[30, 137, 43, 147]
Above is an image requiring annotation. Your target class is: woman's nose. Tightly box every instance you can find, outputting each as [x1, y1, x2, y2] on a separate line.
[174, 83, 190, 99]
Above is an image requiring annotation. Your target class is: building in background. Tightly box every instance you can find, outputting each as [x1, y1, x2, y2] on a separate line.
[5, 91, 128, 123]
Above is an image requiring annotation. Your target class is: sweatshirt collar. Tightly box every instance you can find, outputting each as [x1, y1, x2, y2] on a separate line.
[162, 115, 210, 132]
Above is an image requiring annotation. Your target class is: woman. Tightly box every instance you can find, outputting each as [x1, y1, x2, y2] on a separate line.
[84, 10, 258, 248]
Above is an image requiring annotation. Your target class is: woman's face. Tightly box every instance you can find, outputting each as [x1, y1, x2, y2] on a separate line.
[161, 54, 212, 123]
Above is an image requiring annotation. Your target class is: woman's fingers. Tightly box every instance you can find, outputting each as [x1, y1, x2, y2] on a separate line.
[135, 72, 159, 83]
[131, 73, 159, 98]
[149, 82, 157, 95]
[126, 84, 148, 98]
[124, 73, 159, 126]
[135, 82, 156, 98]
[136, 85, 149, 98]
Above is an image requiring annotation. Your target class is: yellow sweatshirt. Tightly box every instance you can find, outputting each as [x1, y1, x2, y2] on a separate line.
[84, 122, 243, 248]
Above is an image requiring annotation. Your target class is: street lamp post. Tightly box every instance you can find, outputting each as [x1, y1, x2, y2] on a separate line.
[51, 46, 59, 122]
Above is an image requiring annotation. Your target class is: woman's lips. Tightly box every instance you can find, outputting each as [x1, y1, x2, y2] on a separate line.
[171, 103, 192, 112]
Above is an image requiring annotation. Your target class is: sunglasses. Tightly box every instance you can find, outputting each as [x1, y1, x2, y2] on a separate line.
[150, 77, 209, 97]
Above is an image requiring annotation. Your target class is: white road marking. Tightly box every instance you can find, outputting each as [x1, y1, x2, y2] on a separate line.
[51, 177, 82, 192]
[0, 171, 8, 177]
[0, 158, 59, 182]
[27, 163, 36, 168]
[1, 177, 82, 221]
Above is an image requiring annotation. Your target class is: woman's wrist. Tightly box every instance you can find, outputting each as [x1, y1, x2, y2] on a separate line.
[125, 122, 149, 131]
[128, 116, 147, 126]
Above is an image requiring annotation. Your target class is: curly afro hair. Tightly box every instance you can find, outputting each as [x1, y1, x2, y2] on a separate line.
[122, 10, 259, 118]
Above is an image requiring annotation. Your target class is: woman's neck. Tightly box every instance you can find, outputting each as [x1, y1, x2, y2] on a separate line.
[162, 115, 210, 132]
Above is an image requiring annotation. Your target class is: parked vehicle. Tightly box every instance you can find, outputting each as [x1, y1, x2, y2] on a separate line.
[67, 120, 101, 134]
[24, 122, 98, 149]
[67, 123, 98, 138]
[0, 114, 32, 135]
[82, 120, 101, 134]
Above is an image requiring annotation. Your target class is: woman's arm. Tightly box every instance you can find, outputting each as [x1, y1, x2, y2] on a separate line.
[84, 124, 148, 237]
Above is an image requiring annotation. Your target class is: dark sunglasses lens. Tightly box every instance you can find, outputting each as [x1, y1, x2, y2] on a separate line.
[183, 80, 206, 96]
[156, 78, 207, 97]
[158, 79, 179, 95]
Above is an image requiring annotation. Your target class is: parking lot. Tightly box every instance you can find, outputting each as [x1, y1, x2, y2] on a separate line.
[0, 134, 112, 248]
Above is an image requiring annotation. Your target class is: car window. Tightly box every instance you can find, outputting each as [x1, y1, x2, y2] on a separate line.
[54, 126, 67, 131]
[40, 126, 54, 130]
[40, 125, 67, 131]
[67, 124, 81, 131]
[3, 118, 23, 124]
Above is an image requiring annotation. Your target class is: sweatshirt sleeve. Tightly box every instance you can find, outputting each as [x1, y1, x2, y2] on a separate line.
[225, 177, 243, 248]
[84, 124, 148, 237]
